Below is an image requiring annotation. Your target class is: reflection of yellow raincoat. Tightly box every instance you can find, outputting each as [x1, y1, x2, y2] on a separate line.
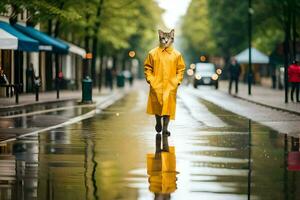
[147, 146, 177, 194]
[144, 46, 185, 120]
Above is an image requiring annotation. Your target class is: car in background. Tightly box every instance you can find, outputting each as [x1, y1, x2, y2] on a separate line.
[193, 62, 219, 89]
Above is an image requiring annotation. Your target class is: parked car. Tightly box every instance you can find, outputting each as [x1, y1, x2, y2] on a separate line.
[193, 62, 219, 89]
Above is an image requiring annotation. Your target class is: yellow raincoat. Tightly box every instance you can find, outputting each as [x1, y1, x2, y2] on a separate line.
[144, 46, 185, 120]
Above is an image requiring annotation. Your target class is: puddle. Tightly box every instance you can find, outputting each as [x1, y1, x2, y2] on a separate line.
[0, 91, 299, 200]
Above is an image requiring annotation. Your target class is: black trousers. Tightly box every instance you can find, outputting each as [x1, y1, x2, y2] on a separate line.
[290, 82, 300, 101]
[229, 78, 239, 94]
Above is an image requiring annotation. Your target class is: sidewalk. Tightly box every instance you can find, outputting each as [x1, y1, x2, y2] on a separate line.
[0, 88, 111, 110]
[218, 80, 300, 115]
[0, 86, 128, 143]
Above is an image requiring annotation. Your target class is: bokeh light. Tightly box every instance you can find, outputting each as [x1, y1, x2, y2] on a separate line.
[200, 56, 206, 62]
[211, 74, 218, 80]
[129, 50, 136, 58]
[187, 69, 194, 76]
[190, 63, 196, 70]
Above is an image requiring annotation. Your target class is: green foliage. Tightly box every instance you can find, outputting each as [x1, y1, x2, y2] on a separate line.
[181, 0, 248, 63]
[208, 0, 248, 57]
[55, 0, 162, 59]
[181, 0, 216, 62]
[1, 0, 162, 58]
[1, 0, 82, 25]
[181, 0, 300, 62]
[252, 0, 300, 54]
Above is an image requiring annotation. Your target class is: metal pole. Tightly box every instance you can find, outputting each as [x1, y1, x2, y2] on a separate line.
[15, 50, 21, 104]
[292, 0, 296, 61]
[248, 0, 252, 95]
[55, 53, 60, 99]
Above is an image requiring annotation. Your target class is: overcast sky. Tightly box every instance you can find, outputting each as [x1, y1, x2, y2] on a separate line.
[156, 0, 191, 29]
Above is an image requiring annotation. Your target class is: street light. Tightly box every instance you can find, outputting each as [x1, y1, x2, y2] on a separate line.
[248, 0, 253, 95]
[190, 63, 196, 70]
[247, 2, 253, 200]
[129, 50, 136, 58]
[200, 55, 206, 62]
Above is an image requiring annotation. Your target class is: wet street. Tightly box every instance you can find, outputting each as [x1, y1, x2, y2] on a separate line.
[0, 85, 299, 200]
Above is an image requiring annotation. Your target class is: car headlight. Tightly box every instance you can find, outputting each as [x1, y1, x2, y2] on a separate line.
[211, 74, 218, 80]
[195, 74, 202, 80]
[187, 69, 194, 76]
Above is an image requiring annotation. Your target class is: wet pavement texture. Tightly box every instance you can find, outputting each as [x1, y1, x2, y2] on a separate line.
[184, 86, 300, 135]
[0, 86, 299, 200]
[0, 101, 95, 142]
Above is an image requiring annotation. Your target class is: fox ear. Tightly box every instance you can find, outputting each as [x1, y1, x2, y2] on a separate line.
[170, 29, 175, 37]
[158, 29, 164, 38]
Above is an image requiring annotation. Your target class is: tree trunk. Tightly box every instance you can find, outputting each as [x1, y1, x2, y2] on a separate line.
[54, 19, 61, 98]
[91, 0, 105, 85]
[83, 13, 91, 78]
[98, 44, 104, 92]
[54, 19, 61, 38]
[91, 37, 98, 82]
[45, 20, 53, 90]
[292, 0, 297, 61]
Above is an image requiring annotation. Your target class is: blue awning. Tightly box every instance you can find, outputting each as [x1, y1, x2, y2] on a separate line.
[0, 21, 39, 52]
[14, 23, 69, 54]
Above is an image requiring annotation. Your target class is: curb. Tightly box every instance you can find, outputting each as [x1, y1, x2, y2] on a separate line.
[232, 94, 300, 116]
[0, 90, 128, 144]
[0, 97, 79, 111]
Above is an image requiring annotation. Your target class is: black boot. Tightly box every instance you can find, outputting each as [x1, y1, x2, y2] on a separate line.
[155, 123, 162, 133]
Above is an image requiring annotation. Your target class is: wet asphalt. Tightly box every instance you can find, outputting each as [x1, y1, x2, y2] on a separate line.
[0, 85, 299, 200]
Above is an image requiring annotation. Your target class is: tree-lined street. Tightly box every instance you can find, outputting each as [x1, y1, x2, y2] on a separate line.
[1, 83, 300, 199]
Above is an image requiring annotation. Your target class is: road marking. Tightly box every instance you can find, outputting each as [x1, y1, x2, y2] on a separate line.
[0, 103, 96, 119]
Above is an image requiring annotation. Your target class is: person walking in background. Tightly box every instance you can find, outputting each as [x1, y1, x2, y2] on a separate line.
[0, 66, 10, 97]
[228, 58, 241, 94]
[26, 63, 34, 92]
[105, 67, 113, 90]
[0, 66, 9, 85]
[288, 60, 300, 102]
[144, 29, 185, 136]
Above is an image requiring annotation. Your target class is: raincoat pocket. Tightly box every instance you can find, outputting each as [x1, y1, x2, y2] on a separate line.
[169, 78, 179, 91]
[150, 77, 162, 90]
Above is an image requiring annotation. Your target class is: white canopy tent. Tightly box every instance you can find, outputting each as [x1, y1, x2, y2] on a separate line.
[234, 47, 269, 64]
[0, 28, 18, 49]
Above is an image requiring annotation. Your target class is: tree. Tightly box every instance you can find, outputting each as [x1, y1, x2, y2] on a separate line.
[181, 0, 216, 64]
[181, 0, 248, 65]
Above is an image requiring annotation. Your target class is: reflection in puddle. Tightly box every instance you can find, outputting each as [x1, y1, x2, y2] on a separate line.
[147, 134, 178, 199]
[0, 91, 299, 200]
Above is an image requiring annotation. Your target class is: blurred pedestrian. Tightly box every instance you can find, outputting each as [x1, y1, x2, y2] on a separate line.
[0, 67, 9, 85]
[32, 67, 41, 88]
[26, 63, 34, 92]
[105, 67, 113, 90]
[228, 58, 241, 94]
[288, 60, 300, 102]
[144, 29, 185, 136]
[0, 66, 9, 97]
[128, 72, 134, 86]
